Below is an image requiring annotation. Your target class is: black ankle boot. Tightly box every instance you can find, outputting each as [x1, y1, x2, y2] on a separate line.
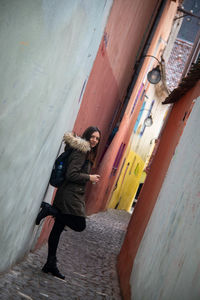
[35, 202, 59, 225]
[42, 256, 65, 280]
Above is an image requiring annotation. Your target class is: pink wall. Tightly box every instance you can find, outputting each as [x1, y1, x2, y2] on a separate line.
[74, 37, 119, 157]
[117, 81, 200, 300]
[84, 0, 178, 215]
[35, 0, 162, 249]
[74, 0, 162, 214]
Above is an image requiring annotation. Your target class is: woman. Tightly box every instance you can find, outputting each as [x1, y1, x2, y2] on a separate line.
[35, 126, 101, 279]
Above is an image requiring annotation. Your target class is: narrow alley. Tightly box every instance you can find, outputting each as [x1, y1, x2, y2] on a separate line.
[0, 209, 131, 300]
[1, 1, 200, 299]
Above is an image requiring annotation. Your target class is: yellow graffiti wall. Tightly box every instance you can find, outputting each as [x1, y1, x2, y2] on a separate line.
[108, 148, 145, 212]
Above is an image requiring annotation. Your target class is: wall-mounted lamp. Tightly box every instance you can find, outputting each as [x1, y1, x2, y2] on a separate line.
[144, 115, 153, 127]
[140, 108, 153, 127]
[140, 55, 162, 84]
[147, 65, 161, 84]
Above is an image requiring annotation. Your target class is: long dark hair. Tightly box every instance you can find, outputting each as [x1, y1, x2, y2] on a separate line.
[82, 126, 101, 163]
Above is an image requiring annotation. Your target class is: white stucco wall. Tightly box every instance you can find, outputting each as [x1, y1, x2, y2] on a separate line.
[130, 97, 200, 300]
[0, 0, 113, 271]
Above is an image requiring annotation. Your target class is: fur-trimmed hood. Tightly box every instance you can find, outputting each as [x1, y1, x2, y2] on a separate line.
[63, 132, 91, 153]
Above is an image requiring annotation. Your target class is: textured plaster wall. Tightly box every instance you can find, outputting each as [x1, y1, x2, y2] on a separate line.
[130, 97, 200, 300]
[0, 0, 112, 271]
[74, 0, 162, 216]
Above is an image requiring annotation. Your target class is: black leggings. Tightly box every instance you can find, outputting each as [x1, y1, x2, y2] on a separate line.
[48, 214, 86, 259]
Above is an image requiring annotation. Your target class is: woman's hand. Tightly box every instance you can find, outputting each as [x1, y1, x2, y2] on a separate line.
[89, 174, 100, 183]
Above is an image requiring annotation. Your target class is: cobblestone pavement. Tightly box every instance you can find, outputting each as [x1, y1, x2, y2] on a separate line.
[0, 209, 131, 300]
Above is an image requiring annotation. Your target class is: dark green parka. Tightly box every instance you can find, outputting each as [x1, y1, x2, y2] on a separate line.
[53, 132, 92, 217]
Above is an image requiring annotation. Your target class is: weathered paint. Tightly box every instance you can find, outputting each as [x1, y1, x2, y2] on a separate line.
[74, 0, 164, 215]
[74, 37, 119, 156]
[110, 0, 185, 228]
[98, 1, 177, 216]
[118, 81, 200, 300]
[0, 0, 113, 271]
[108, 66, 170, 213]
[108, 149, 145, 212]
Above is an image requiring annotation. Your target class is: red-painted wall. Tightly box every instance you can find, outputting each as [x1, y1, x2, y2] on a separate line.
[74, 0, 162, 214]
[117, 81, 200, 300]
[74, 39, 119, 157]
[81, 0, 178, 216]
[35, 0, 162, 250]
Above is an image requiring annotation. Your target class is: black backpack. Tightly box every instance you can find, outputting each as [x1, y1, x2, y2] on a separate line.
[49, 147, 72, 187]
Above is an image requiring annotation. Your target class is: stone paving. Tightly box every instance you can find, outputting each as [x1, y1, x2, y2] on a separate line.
[0, 209, 131, 300]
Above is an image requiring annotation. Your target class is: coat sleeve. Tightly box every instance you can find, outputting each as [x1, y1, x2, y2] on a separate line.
[65, 150, 90, 184]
